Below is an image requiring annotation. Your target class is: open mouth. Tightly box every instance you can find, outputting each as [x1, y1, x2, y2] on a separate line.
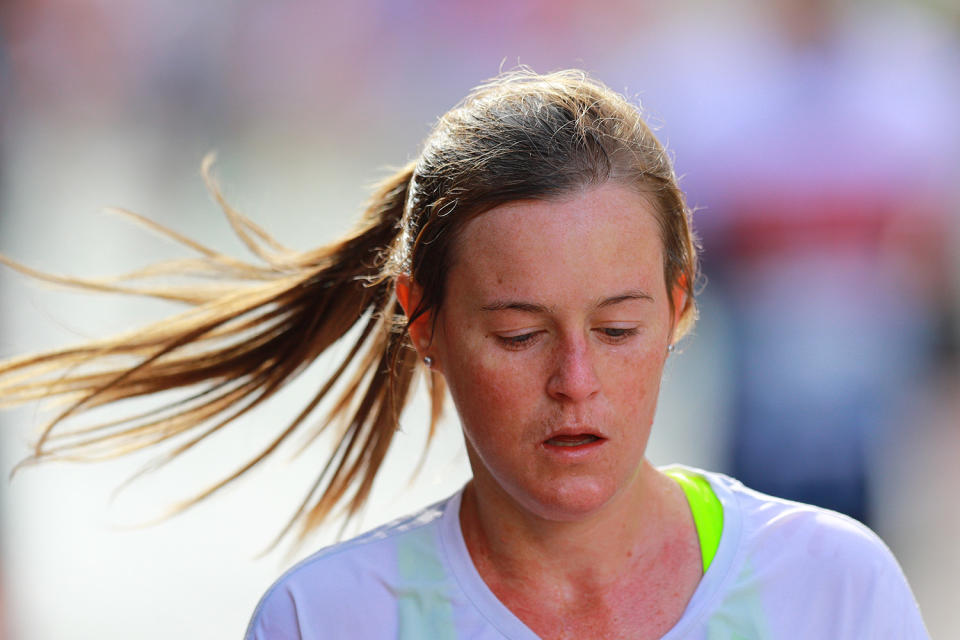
[544, 434, 602, 447]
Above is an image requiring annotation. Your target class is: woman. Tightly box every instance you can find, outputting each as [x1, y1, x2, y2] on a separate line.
[0, 70, 927, 638]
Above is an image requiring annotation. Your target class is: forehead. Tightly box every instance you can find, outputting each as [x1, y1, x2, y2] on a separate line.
[449, 184, 665, 300]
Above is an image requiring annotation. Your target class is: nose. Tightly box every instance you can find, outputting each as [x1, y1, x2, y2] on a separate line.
[546, 335, 601, 403]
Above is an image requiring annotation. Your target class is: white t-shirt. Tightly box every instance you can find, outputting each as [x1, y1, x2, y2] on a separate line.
[245, 468, 929, 639]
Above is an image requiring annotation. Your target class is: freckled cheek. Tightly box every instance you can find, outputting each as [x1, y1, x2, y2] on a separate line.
[443, 347, 539, 437]
[461, 356, 534, 414]
[601, 349, 667, 412]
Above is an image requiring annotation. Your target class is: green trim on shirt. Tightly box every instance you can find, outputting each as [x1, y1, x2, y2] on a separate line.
[664, 467, 724, 573]
[397, 526, 458, 639]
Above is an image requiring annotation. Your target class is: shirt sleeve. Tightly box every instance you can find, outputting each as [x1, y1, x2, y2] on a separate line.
[866, 548, 930, 640]
[245, 582, 304, 640]
[734, 499, 932, 639]
[242, 545, 403, 640]
[802, 512, 931, 639]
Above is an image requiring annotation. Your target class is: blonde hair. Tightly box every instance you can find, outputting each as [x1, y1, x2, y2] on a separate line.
[0, 69, 699, 544]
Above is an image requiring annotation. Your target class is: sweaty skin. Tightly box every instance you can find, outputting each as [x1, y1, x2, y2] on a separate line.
[398, 183, 700, 639]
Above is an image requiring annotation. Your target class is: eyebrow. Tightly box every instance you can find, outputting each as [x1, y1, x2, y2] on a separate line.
[480, 289, 654, 314]
[597, 289, 654, 308]
[480, 300, 551, 313]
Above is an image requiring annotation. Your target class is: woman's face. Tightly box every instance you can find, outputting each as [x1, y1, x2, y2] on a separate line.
[423, 183, 679, 523]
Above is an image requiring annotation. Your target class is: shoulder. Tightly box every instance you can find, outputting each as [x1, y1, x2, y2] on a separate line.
[714, 472, 897, 573]
[244, 493, 456, 640]
[704, 471, 929, 638]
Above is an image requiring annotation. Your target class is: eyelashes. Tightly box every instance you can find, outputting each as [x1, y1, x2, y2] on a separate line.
[597, 327, 639, 342]
[495, 327, 640, 351]
[496, 332, 541, 350]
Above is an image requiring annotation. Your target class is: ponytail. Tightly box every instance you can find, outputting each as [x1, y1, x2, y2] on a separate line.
[2, 68, 704, 549]
[0, 157, 442, 545]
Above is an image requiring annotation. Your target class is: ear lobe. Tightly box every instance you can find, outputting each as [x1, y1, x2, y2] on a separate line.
[395, 274, 433, 355]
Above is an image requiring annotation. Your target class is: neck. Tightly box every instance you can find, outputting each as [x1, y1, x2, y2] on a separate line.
[459, 460, 690, 590]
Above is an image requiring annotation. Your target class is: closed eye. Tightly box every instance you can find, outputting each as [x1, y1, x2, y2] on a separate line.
[595, 327, 639, 343]
[496, 331, 542, 350]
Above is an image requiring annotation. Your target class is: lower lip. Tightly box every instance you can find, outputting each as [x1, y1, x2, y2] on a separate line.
[541, 437, 606, 460]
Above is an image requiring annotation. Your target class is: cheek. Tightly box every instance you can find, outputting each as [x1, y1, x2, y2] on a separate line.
[603, 347, 668, 415]
[437, 335, 544, 449]
[447, 350, 534, 423]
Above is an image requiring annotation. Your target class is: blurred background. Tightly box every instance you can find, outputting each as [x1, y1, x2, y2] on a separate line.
[1, 0, 958, 637]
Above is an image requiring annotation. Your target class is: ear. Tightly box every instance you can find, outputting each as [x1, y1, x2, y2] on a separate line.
[396, 274, 434, 358]
[669, 273, 689, 342]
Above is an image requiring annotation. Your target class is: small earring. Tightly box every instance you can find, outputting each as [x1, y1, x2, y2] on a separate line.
[667, 343, 676, 353]
[423, 355, 433, 367]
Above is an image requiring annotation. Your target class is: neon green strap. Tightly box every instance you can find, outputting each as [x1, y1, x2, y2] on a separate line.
[663, 467, 723, 573]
